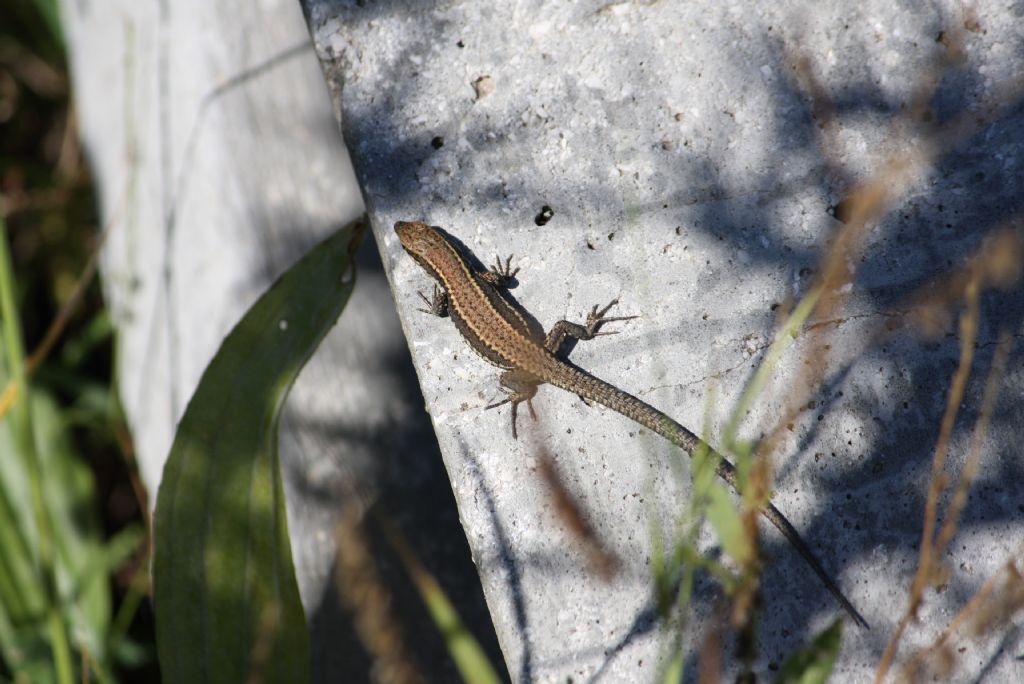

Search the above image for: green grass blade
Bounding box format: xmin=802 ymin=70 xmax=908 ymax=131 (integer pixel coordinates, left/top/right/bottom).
xmin=774 ymin=619 xmax=842 ymax=684
xmin=153 ymin=220 xmax=364 ymax=684
xmin=723 ymin=288 xmax=822 ymax=452
xmin=374 ymin=512 xmax=502 ymax=684
xmin=0 ymin=213 xmax=75 ymax=684
xmin=32 ymin=389 xmax=114 ymax=666
xmin=703 ymin=483 xmax=751 ymax=566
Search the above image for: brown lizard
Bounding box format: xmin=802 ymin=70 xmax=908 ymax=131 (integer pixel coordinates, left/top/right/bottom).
xmin=394 ymin=220 xmax=868 ymax=629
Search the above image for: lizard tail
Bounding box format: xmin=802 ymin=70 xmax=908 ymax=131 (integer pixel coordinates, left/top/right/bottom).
xmin=549 ymin=364 xmax=869 ymax=629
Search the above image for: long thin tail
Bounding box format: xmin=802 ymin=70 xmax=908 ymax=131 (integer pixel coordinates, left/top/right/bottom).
xmin=553 ymin=365 xmax=869 ymax=629
xmin=715 ymin=458 xmax=870 ymax=630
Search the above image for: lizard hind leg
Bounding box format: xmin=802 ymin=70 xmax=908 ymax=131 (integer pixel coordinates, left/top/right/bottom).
xmin=484 ymin=369 xmax=540 ymax=439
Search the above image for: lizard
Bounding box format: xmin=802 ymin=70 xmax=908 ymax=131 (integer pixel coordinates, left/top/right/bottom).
xmin=393 ymin=220 xmax=868 ymax=630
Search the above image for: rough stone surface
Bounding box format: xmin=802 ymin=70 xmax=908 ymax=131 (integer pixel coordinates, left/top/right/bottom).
xmin=305 ymin=1 xmax=1024 ymax=681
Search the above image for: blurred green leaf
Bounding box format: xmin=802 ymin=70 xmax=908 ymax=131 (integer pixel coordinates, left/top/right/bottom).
xmin=1 ymin=0 xmax=65 ymax=59
xmin=690 ymin=429 xmax=750 ymax=567
xmin=661 ymin=652 xmax=684 ymax=684
xmin=32 ymin=391 xmax=112 ymax=655
xmin=0 ymin=388 xmax=115 ymax=681
xmin=27 ymin=0 xmax=64 ymax=53
xmin=1 ymin=214 xmax=75 ymax=684
xmin=58 ymin=311 xmax=113 ymax=369
xmin=774 ymin=619 xmax=842 ymax=684
xmin=704 ymin=481 xmax=751 ymax=566
xmin=153 ymin=220 xmax=363 ymax=684
xmin=723 ymin=289 xmax=821 ymax=453
xmin=730 ymin=438 xmax=756 ymax=490
xmin=376 ymin=512 xmax=502 ymax=684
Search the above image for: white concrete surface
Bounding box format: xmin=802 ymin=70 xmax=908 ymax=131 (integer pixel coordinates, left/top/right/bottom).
xmin=304 ymin=1 xmax=1024 ymax=681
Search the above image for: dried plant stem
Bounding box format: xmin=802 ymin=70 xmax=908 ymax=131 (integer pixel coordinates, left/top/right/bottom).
xmin=891 ymin=335 xmax=1013 ymax=682
xmin=244 ymin=604 xmax=280 ymax=684
xmin=933 ymin=334 xmax=1012 ymax=562
xmin=696 ymin=605 xmax=725 ymax=684
xmin=900 ymin=552 xmax=1024 ymax=681
xmin=914 ymin=282 xmax=979 ymax=599
xmin=873 ymin=282 xmax=980 ymax=684
xmin=536 ymin=452 xmax=619 ymax=580
xmin=0 ymin=188 xmax=119 ymax=418
xmin=334 ymin=501 xmax=422 ymax=684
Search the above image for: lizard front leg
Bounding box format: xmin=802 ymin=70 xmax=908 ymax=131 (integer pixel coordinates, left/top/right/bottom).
xmin=478 ymin=253 xmax=519 ymax=287
xmin=544 ymin=299 xmax=636 ymax=354
xmin=416 ymin=284 xmax=449 ymax=317
xmin=544 ymin=300 xmax=636 ymax=404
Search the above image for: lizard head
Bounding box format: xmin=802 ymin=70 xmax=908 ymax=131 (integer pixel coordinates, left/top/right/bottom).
xmin=394 ymin=220 xmax=450 ymax=276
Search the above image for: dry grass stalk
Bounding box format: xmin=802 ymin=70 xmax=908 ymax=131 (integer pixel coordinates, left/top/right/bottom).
xmin=756 ymin=24 xmax=1024 ymax=678
xmin=763 ymin=13 xmax=1010 ymax=465
xmin=912 ymin=283 xmax=979 ymax=598
xmin=932 ymin=334 xmax=1012 ymax=569
xmin=0 ymin=178 xmax=131 ymax=419
xmin=729 ymin=509 xmax=762 ymax=631
xmin=696 ymin=606 xmax=725 ymax=684
xmin=787 ymin=53 xmax=850 ymax=192
xmin=244 ymin=604 xmax=280 ymax=684
xmin=742 ymin=84 xmax=931 ymax=644
xmin=536 ymin=451 xmax=620 ymax=581
xmin=969 ymin=560 xmax=1024 ymax=639
xmin=724 ymin=54 xmax=919 ymax=633
xmin=898 ymin=553 xmax=1024 ymax=682
xmin=334 ymin=500 xmax=423 ymax=684
xmin=906 ymin=229 xmax=1023 ymax=337
xmin=872 ymin=286 xmax=977 ymax=683
xmin=873 ymin=245 xmax=1019 ymax=683
xmin=754 ymin=47 xmax=946 ymax=493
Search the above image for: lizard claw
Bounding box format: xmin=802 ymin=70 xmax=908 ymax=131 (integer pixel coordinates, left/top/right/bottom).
xmin=484 ymin=395 xmax=512 ymax=411
xmin=417 ymin=284 xmax=449 ymax=316
xmin=485 ymin=395 xmax=517 ymax=439
xmin=416 ymin=289 xmax=433 ymax=312
xmin=489 ymin=254 xmax=520 ymax=283
xmin=585 ymin=299 xmax=637 ymax=336
xmin=485 ymin=386 xmax=535 ymax=440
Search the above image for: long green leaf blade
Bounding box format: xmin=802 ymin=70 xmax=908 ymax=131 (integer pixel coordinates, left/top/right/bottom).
xmin=153 ymin=220 xmax=363 ymax=684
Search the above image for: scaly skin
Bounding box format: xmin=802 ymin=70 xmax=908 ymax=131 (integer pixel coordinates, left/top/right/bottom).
xmin=394 ymin=220 xmax=868 ymax=629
